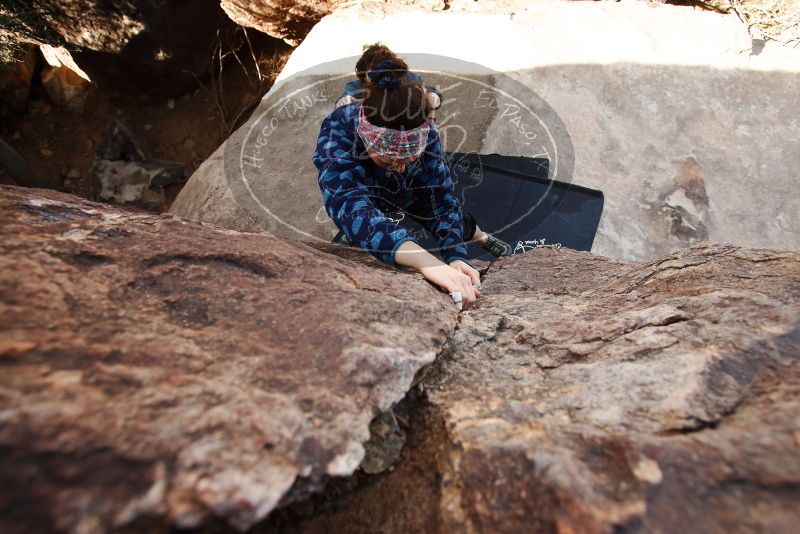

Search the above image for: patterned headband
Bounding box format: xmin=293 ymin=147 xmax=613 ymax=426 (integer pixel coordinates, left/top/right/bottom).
xmin=356 ymin=105 xmax=431 ymax=160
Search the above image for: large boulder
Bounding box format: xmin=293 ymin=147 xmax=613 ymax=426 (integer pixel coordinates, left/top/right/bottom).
xmin=170 ymin=0 xmax=800 ymax=261
xmin=268 ymin=244 xmax=800 ymax=533
xmin=0 ymin=185 xmax=455 ymax=532
xmin=219 ymin=0 xmax=461 ymax=46
xmin=217 ymin=0 xmax=540 ymax=45
xmin=220 ymin=0 xmax=342 ymax=46
xmin=2 ymin=184 xmax=799 ymax=532
xmin=424 ymin=245 xmax=800 ymax=532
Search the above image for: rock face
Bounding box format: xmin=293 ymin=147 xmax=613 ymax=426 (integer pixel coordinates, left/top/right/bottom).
xmin=39 ymin=45 xmax=92 ymax=112
xmin=2 ymin=184 xmax=799 ymax=532
xmin=217 ymin=0 xmax=536 ymax=45
xmin=171 ymin=0 xmax=800 ymax=261
xmin=421 ymin=245 xmax=800 ymax=532
xmin=220 ymin=0 xmax=341 ymax=46
xmin=265 ymin=245 xmax=800 ymax=533
xmin=0 ymin=185 xmax=455 ymax=532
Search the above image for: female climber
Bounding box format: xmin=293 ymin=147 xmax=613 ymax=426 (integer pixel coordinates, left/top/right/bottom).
xmin=332 ymin=44 xmax=512 ymax=259
xmin=312 ymin=57 xmax=483 ymax=308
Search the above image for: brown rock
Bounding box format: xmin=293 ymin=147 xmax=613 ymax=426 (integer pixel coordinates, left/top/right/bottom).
xmin=220 ymin=0 xmax=339 ymax=46
xmin=3 ymin=186 xmax=799 ymax=533
xmin=269 ymin=245 xmax=800 ymax=533
xmin=39 ymin=45 xmax=92 ymax=112
xmin=424 ymin=245 xmax=800 ymax=533
xmin=219 ymin=0 xmax=452 ymax=45
xmin=0 ymin=185 xmax=456 ymax=532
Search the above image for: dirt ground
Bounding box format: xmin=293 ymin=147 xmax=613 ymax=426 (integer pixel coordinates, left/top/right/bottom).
xmin=0 ymin=34 xmax=292 ymax=211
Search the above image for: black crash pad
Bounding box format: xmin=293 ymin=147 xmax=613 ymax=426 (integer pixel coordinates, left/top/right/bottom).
xmin=407 ymin=152 xmax=604 ymax=261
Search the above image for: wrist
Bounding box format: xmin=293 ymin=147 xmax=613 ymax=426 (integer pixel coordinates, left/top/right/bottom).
xmin=395 ymin=240 xmax=445 ymax=270
xmin=447 ymin=257 xmax=472 ymax=268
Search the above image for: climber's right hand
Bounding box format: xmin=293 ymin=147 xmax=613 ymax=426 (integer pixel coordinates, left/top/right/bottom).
xmin=419 ymin=264 xmax=480 ymax=310
xmin=394 ymin=241 xmax=480 ymax=310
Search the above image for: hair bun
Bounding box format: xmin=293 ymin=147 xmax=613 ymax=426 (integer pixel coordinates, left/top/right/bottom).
xmin=368 ymin=59 xmax=404 ymax=89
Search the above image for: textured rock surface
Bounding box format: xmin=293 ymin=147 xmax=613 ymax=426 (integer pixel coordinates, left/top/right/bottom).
xmin=220 ymin=0 xmax=341 ymax=46
xmin=171 ymin=0 xmax=800 ymax=261
xmin=2 ymin=183 xmax=799 ymax=532
xmin=218 ymin=0 xmax=470 ymax=45
xmin=217 ymin=0 xmax=545 ymax=45
xmin=0 ymin=185 xmax=456 ymax=532
xmin=264 ymin=244 xmax=800 ymax=533
xmin=424 ymin=245 xmax=800 ymax=532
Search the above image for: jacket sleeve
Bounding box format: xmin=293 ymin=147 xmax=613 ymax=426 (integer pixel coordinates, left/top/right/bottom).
xmin=415 ymin=126 xmax=469 ymax=264
xmin=312 ymin=113 xmax=417 ymax=267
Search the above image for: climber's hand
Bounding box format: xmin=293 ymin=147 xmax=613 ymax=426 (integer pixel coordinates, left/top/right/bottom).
xmin=393 ymin=241 xmax=479 ymax=310
xmin=420 ymin=264 xmax=480 ymax=309
xmin=449 ymin=260 xmax=481 ymax=288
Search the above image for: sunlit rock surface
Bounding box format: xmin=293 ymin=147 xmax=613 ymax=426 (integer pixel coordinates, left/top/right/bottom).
xmin=265 ymin=244 xmax=800 ymax=533
xmin=220 ymin=0 xmax=343 ymax=46
xmin=0 ymin=185 xmax=455 ymax=532
xmin=2 ymin=185 xmax=798 ymax=532
xmin=423 ymin=244 xmax=800 ymax=532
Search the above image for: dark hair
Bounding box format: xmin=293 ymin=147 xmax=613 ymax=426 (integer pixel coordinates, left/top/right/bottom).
xmin=361 ymin=58 xmax=430 ymax=130
xmin=355 ymin=43 xmax=398 ymax=82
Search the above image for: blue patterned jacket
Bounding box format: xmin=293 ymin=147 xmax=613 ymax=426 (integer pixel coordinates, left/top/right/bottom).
xmin=312 ymin=102 xmax=468 ymax=267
